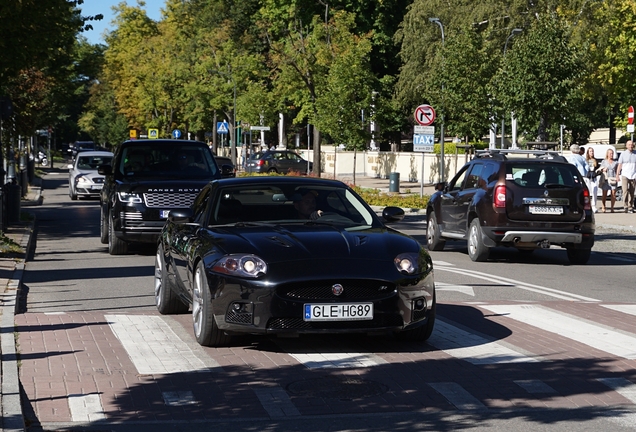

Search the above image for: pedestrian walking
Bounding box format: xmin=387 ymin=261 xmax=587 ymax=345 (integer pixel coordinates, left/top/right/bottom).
xmin=617 ymin=140 xmax=636 ymax=213
xmin=567 ymin=144 xmax=588 ymax=177
xmin=584 ymin=147 xmax=600 ymax=213
xmin=599 ymin=148 xmax=618 ymax=212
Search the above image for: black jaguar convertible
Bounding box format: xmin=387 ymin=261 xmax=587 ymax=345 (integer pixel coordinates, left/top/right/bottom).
xmin=154 ymin=176 xmax=436 ymax=346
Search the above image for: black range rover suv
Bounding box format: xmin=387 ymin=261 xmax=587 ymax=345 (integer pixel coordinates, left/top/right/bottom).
xmin=426 ymin=149 xmax=595 ymax=264
xmin=99 ymin=139 xmax=225 ymax=255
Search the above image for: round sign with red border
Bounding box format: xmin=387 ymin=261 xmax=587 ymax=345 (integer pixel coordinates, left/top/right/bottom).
xmin=414 ymin=104 xmax=436 ymax=126
xmin=628 ymin=105 xmax=634 ymax=125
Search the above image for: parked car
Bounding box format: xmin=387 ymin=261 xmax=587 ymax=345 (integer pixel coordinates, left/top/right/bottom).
xmin=245 ymin=150 xmax=312 ymax=174
xmin=98 ymin=139 xmax=223 ymax=255
xmin=154 ymin=176 xmax=436 ymax=347
xmin=68 ymin=151 xmax=113 ymax=200
xmin=426 ymin=149 xmax=595 ymax=264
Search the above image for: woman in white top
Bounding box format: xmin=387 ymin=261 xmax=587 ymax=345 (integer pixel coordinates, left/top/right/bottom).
xmin=599 ymin=148 xmax=618 ymax=212
xmin=584 ymin=147 xmax=600 ymax=213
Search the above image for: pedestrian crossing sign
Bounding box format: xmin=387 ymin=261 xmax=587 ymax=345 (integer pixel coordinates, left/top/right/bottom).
xmin=217 ymin=122 xmax=229 ymax=134
xmin=148 ymin=128 xmax=158 ymax=139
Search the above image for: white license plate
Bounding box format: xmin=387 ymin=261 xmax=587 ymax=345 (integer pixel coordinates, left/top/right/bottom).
xmin=529 ymin=205 xmax=563 ymax=215
xmin=91 ymin=184 xmax=103 ymax=190
xmin=304 ymin=303 xmax=373 ymax=321
xmin=160 ymin=210 xmax=171 ymax=218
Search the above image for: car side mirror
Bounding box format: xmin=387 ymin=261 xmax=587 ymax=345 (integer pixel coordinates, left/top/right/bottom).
xmin=435 ymin=181 xmax=447 ymax=192
xmin=382 ymin=206 xmax=405 ymax=223
xmin=220 ymin=164 xmax=235 ymax=178
xmin=168 ymin=208 xmax=194 ymax=224
xmin=98 ymin=164 xmax=112 ymax=175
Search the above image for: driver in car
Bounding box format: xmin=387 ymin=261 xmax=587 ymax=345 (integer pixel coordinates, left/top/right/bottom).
xmin=294 ymin=190 xmax=323 ymax=220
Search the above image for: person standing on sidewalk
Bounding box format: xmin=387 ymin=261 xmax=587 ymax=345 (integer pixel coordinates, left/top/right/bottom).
xmin=617 ymin=140 xmax=636 ymax=213
xmin=567 ymin=144 xmax=588 ymax=177
xmin=600 ymin=148 xmax=619 ymax=212
xmin=584 ymin=146 xmax=600 ymax=213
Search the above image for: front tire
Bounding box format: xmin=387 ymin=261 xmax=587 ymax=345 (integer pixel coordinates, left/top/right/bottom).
xmin=155 ymin=245 xmax=188 ymax=314
xmin=426 ymin=212 xmax=446 ymax=251
xmin=69 ymin=186 xmax=77 ymax=200
xmin=566 ymin=248 xmax=591 ymax=265
xmin=192 ymin=262 xmax=231 ymax=347
xmin=467 ymin=219 xmax=490 ymax=262
xmin=99 ymin=207 xmax=109 ymax=244
xmin=108 ymin=212 xmax=128 ymax=255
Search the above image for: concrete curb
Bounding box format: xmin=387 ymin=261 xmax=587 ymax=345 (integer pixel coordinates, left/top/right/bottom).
xmin=1 ymin=221 xmax=34 ymax=432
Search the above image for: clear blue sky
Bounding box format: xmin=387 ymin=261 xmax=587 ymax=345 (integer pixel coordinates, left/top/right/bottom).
xmin=78 ymin=0 xmax=165 ymax=45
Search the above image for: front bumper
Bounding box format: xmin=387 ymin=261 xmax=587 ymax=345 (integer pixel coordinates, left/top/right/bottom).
xmin=208 ymin=271 xmax=436 ymax=336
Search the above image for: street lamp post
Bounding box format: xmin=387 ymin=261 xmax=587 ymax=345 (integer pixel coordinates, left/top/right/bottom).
xmin=428 ymin=17 xmax=445 ymax=182
xmin=502 ymin=28 xmax=522 ymax=149
xmin=209 ymin=70 xmax=237 ymax=166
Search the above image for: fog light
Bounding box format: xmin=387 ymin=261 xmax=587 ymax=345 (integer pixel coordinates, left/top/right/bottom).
xmin=233 ymin=303 xmax=242 ymax=311
xmin=413 ymin=298 xmax=426 ymax=311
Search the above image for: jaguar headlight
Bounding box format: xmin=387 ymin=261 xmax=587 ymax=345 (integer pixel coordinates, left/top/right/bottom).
xmin=117 ymin=192 xmax=142 ymax=204
xmin=213 ymin=254 xmax=267 ymax=278
xmin=394 ymin=252 xmax=432 ymax=275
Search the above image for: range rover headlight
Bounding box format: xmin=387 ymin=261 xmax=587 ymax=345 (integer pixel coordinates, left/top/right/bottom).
xmin=212 ymin=254 xmax=267 ymax=278
xmin=117 ymin=192 xmax=142 ymax=204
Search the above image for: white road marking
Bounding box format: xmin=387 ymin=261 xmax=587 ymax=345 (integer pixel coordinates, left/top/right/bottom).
xmin=435 ymin=265 xmax=600 ymax=302
xmin=481 ymin=305 xmax=636 ymax=359
xmin=597 ymin=378 xmax=636 ymax=404
xmin=514 ymin=380 xmax=557 ymax=394
xmin=428 ymin=382 xmax=487 ymax=410
xmin=68 ymin=394 xmax=105 ymax=422
xmin=288 ymin=352 xmax=386 ymax=369
xmin=433 ymin=261 xmax=456 ymax=267
xmin=106 ymin=315 xmax=213 ymax=374
xmin=436 ymin=282 xmax=475 ymax=296
xmin=602 ymin=304 xmax=636 ymax=316
xmin=428 ymin=320 xmax=539 ymax=364
xmin=253 ymin=387 xmax=301 ymax=417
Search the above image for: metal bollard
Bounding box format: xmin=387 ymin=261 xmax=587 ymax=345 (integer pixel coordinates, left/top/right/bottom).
xmin=389 ymin=172 xmax=400 ymax=193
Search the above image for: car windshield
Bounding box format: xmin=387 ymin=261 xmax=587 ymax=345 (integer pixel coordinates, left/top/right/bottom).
xmin=210 ymin=183 xmax=376 ymax=229
xmin=118 ymin=144 xmax=218 ymax=178
xmin=77 ymin=156 xmax=112 ymax=170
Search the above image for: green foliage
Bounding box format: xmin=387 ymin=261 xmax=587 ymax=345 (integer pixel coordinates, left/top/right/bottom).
xmin=350 ymin=185 xmax=429 ymax=209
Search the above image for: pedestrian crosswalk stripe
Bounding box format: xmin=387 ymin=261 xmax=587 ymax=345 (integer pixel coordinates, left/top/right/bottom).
xmin=429 ymin=320 xmax=539 ymax=364
xmin=106 ymin=315 xmax=216 ymax=374
xmin=253 ymin=387 xmax=301 ymax=417
xmin=428 ymin=382 xmax=487 ymax=410
xmin=480 ymin=305 xmax=636 ymax=359
xmin=514 ymin=380 xmax=557 ymax=394
xmin=436 ymin=282 xmax=475 ymax=296
xmin=68 ymin=394 xmax=105 ymax=422
xmin=597 ymin=378 xmax=636 ymax=404
xmin=287 ymin=351 xmax=386 ymax=369
xmin=602 ymin=304 xmax=636 ymax=316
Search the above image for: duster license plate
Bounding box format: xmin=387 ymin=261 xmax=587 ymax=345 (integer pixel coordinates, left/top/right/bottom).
xmin=529 ymin=205 xmax=563 ymax=215
xmin=304 ymin=303 xmax=373 ymax=321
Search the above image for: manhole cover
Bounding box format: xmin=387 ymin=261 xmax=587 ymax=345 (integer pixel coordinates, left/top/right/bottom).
xmin=287 ymin=376 xmax=389 ymax=400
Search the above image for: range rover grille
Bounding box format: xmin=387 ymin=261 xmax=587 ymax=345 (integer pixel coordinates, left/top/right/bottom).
xmin=143 ymin=193 xmax=199 ymax=208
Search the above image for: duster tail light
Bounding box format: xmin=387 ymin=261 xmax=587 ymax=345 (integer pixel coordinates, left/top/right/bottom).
xmin=494 ymin=185 xmax=506 ymax=208
xmin=583 ymin=188 xmax=591 ymax=210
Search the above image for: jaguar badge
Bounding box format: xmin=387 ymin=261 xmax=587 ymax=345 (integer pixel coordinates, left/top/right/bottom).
xmin=332 ymin=284 xmax=344 ymax=296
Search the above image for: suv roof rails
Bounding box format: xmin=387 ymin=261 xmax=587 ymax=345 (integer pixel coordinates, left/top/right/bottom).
xmin=475 ymin=149 xmax=568 ymax=162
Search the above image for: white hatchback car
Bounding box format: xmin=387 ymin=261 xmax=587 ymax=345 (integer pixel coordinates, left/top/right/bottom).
xmin=68 ymin=151 xmax=113 ymax=200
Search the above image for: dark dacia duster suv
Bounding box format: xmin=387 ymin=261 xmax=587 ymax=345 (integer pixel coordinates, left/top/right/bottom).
xmin=426 ymin=149 xmax=595 ymax=264
xmin=99 ymin=139 xmax=226 ymax=255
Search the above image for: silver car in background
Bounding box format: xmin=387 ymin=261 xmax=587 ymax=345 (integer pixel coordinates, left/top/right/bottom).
xmin=68 ymin=151 xmax=113 ymax=200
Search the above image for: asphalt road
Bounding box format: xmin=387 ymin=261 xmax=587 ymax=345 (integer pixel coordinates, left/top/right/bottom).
xmin=15 ymin=171 xmax=636 ymax=431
